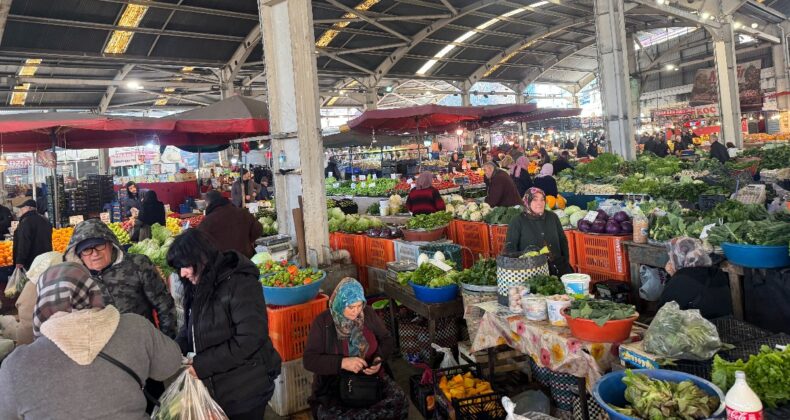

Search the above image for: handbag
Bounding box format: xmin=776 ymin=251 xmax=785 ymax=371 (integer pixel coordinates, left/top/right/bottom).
xmin=98 ymin=351 xmax=161 ymax=407
xmin=325 ymin=322 xmax=383 ymax=408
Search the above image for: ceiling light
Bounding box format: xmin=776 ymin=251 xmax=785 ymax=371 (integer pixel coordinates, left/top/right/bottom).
xmin=154 ymin=97 xmax=168 ymax=106
xmin=665 ymin=64 xmax=675 ymax=71
xmin=455 ymin=128 xmax=464 ymax=136
xmin=181 ymin=66 xmax=195 ymax=73
xmin=656 ymin=0 xmax=665 ymax=5
xmin=734 ymin=22 xmax=742 ymax=29
xmin=751 ymin=23 xmax=759 ymax=29
xmin=384 ymin=86 xmax=393 ymax=93
xmin=709 ymin=15 xmax=715 ymax=20
xmin=425 ymin=90 xmax=432 ymax=95
xmin=316 ymin=0 xmax=381 ymax=47
xmin=18 ymin=58 xmax=42 ymax=77
xmin=104 ymin=4 xmax=149 ymax=54
xmin=126 ymin=81 xmax=144 ymax=90
xmin=163 ymin=87 xmax=175 ymax=93
xmin=759 ymin=114 xmax=764 ymax=120
xmin=530 ymin=1 xmax=548 ymax=6
xmin=701 ymin=12 xmax=710 ymax=20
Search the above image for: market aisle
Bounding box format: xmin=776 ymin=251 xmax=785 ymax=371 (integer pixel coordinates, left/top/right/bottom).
xmin=264 ymin=357 xmax=423 ymax=419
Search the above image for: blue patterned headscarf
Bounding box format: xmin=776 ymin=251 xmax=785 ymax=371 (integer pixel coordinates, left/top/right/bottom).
xmin=329 ymin=277 xmax=368 ymax=357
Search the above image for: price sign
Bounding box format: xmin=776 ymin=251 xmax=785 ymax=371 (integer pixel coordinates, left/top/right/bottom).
xmin=69 ymin=215 xmax=84 ymax=226
xmin=164 ymin=204 xmax=171 ymax=213
xmin=332 ymin=182 xmax=340 ymax=188
xmin=583 ymin=211 xmax=599 ymax=223
xmin=100 ymin=213 xmax=111 ymax=224
xmin=359 ymin=174 xmax=367 ymax=181
xmin=372 ymin=174 xmax=378 ymax=180
xmin=351 ymin=183 xmax=357 ymax=190
xmin=350 ymin=175 xmax=357 ymax=182
xmin=10 ymin=221 xmax=18 ymax=234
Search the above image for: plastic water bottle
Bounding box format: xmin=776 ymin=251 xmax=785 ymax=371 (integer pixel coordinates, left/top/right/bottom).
xmin=725 ymin=371 xmax=763 ymax=420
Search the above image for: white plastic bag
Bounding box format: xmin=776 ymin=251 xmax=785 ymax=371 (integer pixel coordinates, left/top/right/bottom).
xmin=502 ymin=397 xmax=531 ymax=420
xmin=431 ymin=343 xmax=458 ymax=369
xmin=4 ymin=267 xmax=27 ymax=298
xmin=638 ymin=265 xmax=665 ymax=302
xmin=151 ymin=369 xmax=229 ymax=420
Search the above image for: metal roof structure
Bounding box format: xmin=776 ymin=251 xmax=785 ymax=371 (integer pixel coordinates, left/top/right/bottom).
xmin=0 ymin=0 xmax=786 ymax=112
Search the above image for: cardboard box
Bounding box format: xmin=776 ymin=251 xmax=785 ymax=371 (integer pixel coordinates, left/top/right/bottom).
xmin=619 ymin=341 xmax=661 ymax=370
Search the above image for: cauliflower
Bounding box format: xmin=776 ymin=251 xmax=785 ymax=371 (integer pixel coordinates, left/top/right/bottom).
xmin=480 ymin=203 xmax=491 ymax=211
xmin=469 ymin=211 xmax=483 ymax=222
xmin=455 ymin=204 xmax=467 ymax=215
xmin=389 ymin=194 xmax=403 ymax=207
xmin=466 ymin=202 xmax=479 ymax=212
xmin=446 ymin=204 xmax=455 ymax=214
xmin=450 ymin=194 xmax=464 ymax=204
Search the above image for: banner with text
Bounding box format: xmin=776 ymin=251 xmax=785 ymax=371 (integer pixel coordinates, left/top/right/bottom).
xmin=689 ymin=60 xmax=763 ymax=111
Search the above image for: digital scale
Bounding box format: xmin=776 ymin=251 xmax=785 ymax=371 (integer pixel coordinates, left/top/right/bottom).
xmin=255 ymin=234 xmax=292 ymax=261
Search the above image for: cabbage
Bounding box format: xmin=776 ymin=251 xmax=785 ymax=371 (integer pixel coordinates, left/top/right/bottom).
xmin=328 ymin=218 xmax=341 ymax=232
xmin=470 ymin=211 xmax=482 ymax=222
xmin=261 ymin=216 xmax=275 ymax=226
xmin=591 ymin=220 xmax=606 ymax=233
xmin=612 ymin=211 xmax=630 ymax=223
xmin=620 ymin=220 xmax=633 ymax=233
xmin=569 ymin=212 xmax=586 ymax=228
xmin=560 ymin=216 xmax=570 ymax=226
xmin=251 ymin=252 xmax=273 ymax=264
xmin=329 ymin=207 xmax=345 ymax=220
xmin=605 ymin=220 xmax=621 ymax=234
xmin=565 ymin=205 xmax=582 ymax=215
xmin=446 ymin=204 xmax=455 ymax=214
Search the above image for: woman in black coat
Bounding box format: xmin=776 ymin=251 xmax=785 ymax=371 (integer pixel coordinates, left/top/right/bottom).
xmin=133 ymin=190 xmax=166 ymax=241
xmin=167 ymin=229 xmax=282 ymax=420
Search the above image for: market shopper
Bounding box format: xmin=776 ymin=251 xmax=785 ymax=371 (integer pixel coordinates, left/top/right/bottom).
xmin=483 ymin=161 xmax=521 ymax=207
xmin=0 ymin=262 xmax=182 ymax=420
xmin=406 ymin=171 xmax=446 ymax=215
xmin=709 ymin=134 xmax=730 ymax=164
xmin=538 ymin=147 xmax=551 ymax=166
xmin=533 ymin=163 xmax=559 ymax=197
xmin=167 ymin=229 xmax=281 ymax=420
xmin=304 ymin=278 xmax=407 ymax=420
xmin=576 ymin=139 xmax=588 ymax=157
xmin=448 ymin=152 xmax=463 ymax=173
xmin=499 ymin=155 xmax=514 ymax=172
xmin=231 ymin=169 xmax=260 ymax=207
xmin=121 ymin=181 xmax=142 ymax=220
xmin=553 ymin=151 xmax=573 ymax=174
xmin=653 ymin=136 xmax=670 ymax=157
xmin=12 ymin=199 xmax=53 ymax=270
xmin=0 ymin=203 xmax=12 ymax=237
xmin=509 ymin=156 xmax=533 ymax=198
xmin=504 ymin=188 xmax=572 ymax=275
xmin=133 ymin=190 xmax=166 ymax=242
xmin=199 ymin=191 xmax=263 ymax=258
xmin=257 ymin=177 xmax=273 ymax=200
xmin=65 ymin=219 xmax=177 ymax=338
xmin=726 ymin=142 xmax=740 ymax=158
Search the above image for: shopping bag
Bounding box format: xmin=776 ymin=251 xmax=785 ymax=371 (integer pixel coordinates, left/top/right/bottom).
xmin=151 ymin=369 xmax=228 ymax=420
xmin=431 ymin=343 xmax=458 ymax=370
xmin=4 ymin=267 xmax=28 ymax=298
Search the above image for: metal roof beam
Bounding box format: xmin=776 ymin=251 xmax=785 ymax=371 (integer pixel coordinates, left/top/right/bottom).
xmin=318 ymin=50 xmax=376 ymax=75
xmin=135 ymin=64 xmax=218 ymax=83
xmin=98 ymin=64 xmax=134 ymax=113
xmin=324 ymin=0 xmax=412 ymax=42
xmin=438 ymin=0 xmax=458 ymax=16
xmin=314 ymin=13 xmax=451 ymax=24
xmin=519 ymin=41 xmax=596 ymax=87
xmin=93 ymin=0 xmax=259 ymax=21
xmin=7 ymin=14 xmax=244 ymax=43
xmin=330 ymin=42 xmax=408 ymax=55
xmin=220 ymin=25 xmax=262 ymax=95
xmin=0 ymin=48 xmax=225 ymax=67
xmin=627 ymin=0 xmax=721 ymax=29
xmin=745 ymin=0 xmax=787 ymax=21
xmin=14 ymin=76 xmax=215 ymax=89
xmin=137 ymin=89 xmax=211 ymax=106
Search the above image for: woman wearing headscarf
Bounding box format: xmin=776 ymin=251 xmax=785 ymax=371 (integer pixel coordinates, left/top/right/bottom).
xmin=405 ymin=171 xmax=446 ymax=215
xmin=166 ymin=229 xmax=281 ymax=420
xmin=0 ymin=262 xmax=182 ymax=419
xmin=533 ymin=163 xmax=558 ymax=197
xmin=447 ymin=152 xmax=463 ymax=173
xmin=510 ymin=156 xmax=533 ymax=198
xmin=504 ymin=188 xmax=572 ymax=275
xmin=121 ymin=181 xmax=142 ymax=220
xmin=133 ymin=190 xmax=166 ymax=241
xmin=303 ymin=278 xmax=407 ymax=420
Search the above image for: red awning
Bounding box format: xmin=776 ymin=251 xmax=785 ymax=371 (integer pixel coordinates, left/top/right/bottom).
xmin=347 ymin=104 xmax=480 ymax=134
xmin=508 ymin=108 xmax=582 ymax=123
xmin=165 ymin=95 xmax=269 ymax=135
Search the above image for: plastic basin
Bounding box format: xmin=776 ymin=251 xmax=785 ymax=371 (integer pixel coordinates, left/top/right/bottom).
xmin=409 ymin=282 xmax=458 ymax=303
xmin=561 ymin=273 xmax=591 ymax=295
xmin=561 ymin=307 xmax=638 ymax=343
xmin=262 ymin=271 xmax=326 ymax=306
xmin=402 ymin=225 xmax=447 ymax=242
xmin=721 ymin=242 xmax=790 ymax=269
xmin=593 ymin=369 xmax=725 ymax=420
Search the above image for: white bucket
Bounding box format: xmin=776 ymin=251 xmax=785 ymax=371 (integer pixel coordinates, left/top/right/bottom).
xmin=379 ymin=200 xmax=389 ymax=216
xmin=561 ymin=273 xmax=591 ymax=295
xmin=546 ymin=296 xmax=572 ymax=326
xmin=522 ymin=296 xmax=547 ymax=321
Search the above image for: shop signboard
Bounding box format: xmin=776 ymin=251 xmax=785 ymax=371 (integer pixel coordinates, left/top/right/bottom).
xmin=110 ymin=151 xmax=144 ymax=167
xmin=652 ymin=104 xmax=720 ymax=118
xmin=689 ymin=60 xmax=762 ymax=111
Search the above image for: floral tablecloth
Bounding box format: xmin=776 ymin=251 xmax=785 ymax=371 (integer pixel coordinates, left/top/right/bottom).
xmin=470 ymin=301 xmax=643 ymax=388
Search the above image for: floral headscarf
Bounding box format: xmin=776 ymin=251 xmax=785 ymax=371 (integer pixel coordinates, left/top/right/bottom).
xmin=329 ymin=277 xmax=368 ymax=357
xmin=511 ymin=156 xmax=529 ymax=178
xmin=523 ymin=187 xmax=546 ymax=217
xmin=33 ymin=262 xmax=105 ymax=337
xmin=537 ymin=163 xmax=554 ymax=177
xmin=415 ymin=171 xmax=434 ymax=190
xmin=666 ymin=237 xmax=711 ymax=274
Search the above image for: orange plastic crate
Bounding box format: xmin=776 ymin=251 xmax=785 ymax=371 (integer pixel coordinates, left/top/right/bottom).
xmin=267 ymin=294 xmax=329 ymax=361
xmin=447 ymin=220 xmax=459 ymax=243
xmin=564 ymin=229 xmax=577 ymax=268
xmin=454 ymin=220 xmax=491 ymax=255
xmin=574 ymin=232 xmax=632 ymax=276
xmin=331 ymin=233 xmax=367 ymax=266
xmin=574 ymin=265 xmax=630 ymax=283
xmin=489 ymin=224 xmax=509 ymax=257
xmin=366 ymin=237 xmax=395 ymax=269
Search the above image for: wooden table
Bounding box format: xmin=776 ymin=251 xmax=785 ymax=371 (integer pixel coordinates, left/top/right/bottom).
xmin=382 ymin=279 xmax=464 ymax=355
xmin=721 ymin=261 xmax=745 ymax=320
xmin=622 ymin=241 xmax=669 ymax=305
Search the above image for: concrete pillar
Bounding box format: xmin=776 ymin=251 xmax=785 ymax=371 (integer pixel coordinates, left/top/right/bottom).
xmin=259 ymin=0 xmax=330 ymax=266
xmin=364 ymin=89 xmax=379 ymax=110
xmin=593 ymin=0 xmax=635 ymax=159
xmin=626 ymin=34 xmax=642 ymax=135
xmin=710 ymin=19 xmax=743 ymax=147
xmin=97 ymin=149 xmax=111 ymax=175
xmin=514 ymin=83 xmax=526 ymax=104
xmin=461 ymin=89 xmax=471 ymax=106
xmin=772 ymin=35 xmax=790 ymax=132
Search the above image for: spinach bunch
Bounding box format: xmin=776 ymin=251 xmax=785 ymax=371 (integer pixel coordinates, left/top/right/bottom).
xmin=528 ymin=275 xmax=565 ymax=296
xmin=568 ymin=299 xmax=636 ymax=326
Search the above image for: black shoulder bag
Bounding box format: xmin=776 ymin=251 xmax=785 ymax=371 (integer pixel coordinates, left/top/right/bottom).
xmin=326 ymin=321 xmax=383 ymax=408
xmin=98 ymin=351 xmax=161 ymax=407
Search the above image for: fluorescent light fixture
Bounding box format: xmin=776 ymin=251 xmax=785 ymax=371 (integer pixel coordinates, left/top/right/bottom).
xmin=434 ymin=45 xmax=456 ymax=58
xmin=665 ymin=64 xmax=675 ymax=70
xmin=154 ymin=97 xmax=168 ymax=106
xmin=751 ymin=23 xmax=759 ymax=29
xmin=656 ymin=0 xmax=665 ymax=4
xmin=18 ymin=58 xmax=42 ymax=77
xmin=416 ymin=59 xmax=438 ymax=75
xmin=126 ymin=81 xmax=144 ymax=90
xmin=530 ymin=1 xmax=548 ymax=6
xmin=104 ymin=4 xmax=149 ymax=54
xmin=734 ymin=21 xmax=742 ymax=29
xmin=316 ymin=0 xmax=381 ymax=47
xmin=181 ymin=66 xmax=195 ymax=73
xmin=701 ymin=12 xmax=710 ymax=19
xmin=163 ymin=87 xmax=175 ymax=93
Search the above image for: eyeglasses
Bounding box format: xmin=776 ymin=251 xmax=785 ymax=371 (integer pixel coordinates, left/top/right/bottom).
xmin=80 ymin=243 xmax=108 ymax=257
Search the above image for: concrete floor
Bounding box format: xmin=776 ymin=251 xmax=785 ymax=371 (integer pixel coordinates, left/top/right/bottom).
xmin=265 ymin=357 xmax=424 ymax=420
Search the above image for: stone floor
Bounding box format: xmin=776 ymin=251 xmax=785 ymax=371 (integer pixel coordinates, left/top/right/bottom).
xmin=265 ymin=356 xmax=424 ymax=419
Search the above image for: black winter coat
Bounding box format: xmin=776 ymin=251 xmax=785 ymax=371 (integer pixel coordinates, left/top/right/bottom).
xmin=13 ymin=211 xmax=53 ymax=269
xmin=710 ymin=141 xmax=730 ymax=164
xmin=138 ymin=199 xmax=166 ymax=227
xmin=0 ymin=205 xmax=12 ymax=237
xmin=177 ymin=251 xmax=282 ymax=416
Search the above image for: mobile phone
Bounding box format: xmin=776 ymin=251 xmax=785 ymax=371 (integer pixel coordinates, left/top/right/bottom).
xmin=370 ymin=358 xmax=382 ymax=366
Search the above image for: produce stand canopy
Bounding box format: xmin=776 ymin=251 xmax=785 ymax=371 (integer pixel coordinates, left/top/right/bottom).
xmin=323 ymin=131 xmax=413 ymax=148
xmin=347 ymin=105 xmax=480 ymax=134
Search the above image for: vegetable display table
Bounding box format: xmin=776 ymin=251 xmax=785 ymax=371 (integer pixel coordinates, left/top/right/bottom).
xmin=382 ymin=279 xmax=463 ymax=357
xmin=622 ymin=241 xmax=669 ymax=307
xmin=471 ymin=301 xmax=645 ymax=420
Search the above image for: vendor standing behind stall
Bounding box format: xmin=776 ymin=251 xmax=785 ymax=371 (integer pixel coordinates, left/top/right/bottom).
xmin=504 ymin=188 xmax=571 ymax=275
xmin=483 ymin=162 xmax=521 ymax=207
xmin=121 ymin=181 xmax=142 ymax=220
xmin=447 ymin=153 xmax=463 ymax=174
xmin=406 ymin=172 xmax=446 ymax=215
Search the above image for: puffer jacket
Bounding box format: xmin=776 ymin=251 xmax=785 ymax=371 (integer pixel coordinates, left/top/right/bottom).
xmin=177 ymin=251 xmax=281 ymax=416
xmin=13 ymin=211 xmax=53 ymax=269
xmin=64 ymin=219 xmax=177 ymax=338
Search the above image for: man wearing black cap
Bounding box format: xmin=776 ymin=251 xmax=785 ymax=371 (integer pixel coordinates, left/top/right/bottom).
xmin=12 ymin=199 xmax=53 ymax=270
xmin=231 ymin=169 xmax=260 ymax=207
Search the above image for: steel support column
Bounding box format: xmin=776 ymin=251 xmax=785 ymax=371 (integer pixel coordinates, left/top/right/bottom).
xmin=593 ymin=0 xmax=635 ymax=159
xmin=259 ymin=0 xmax=329 ymax=266
xmin=711 ymin=19 xmax=743 ymax=147
xmin=626 ymin=34 xmax=642 ymax=135
xmin=772 ymin=30 xmax=790 ymax=131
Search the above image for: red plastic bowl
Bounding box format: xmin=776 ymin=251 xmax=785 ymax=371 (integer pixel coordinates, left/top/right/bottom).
xmin=561 ymin=307 xmax=638 ymax=343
